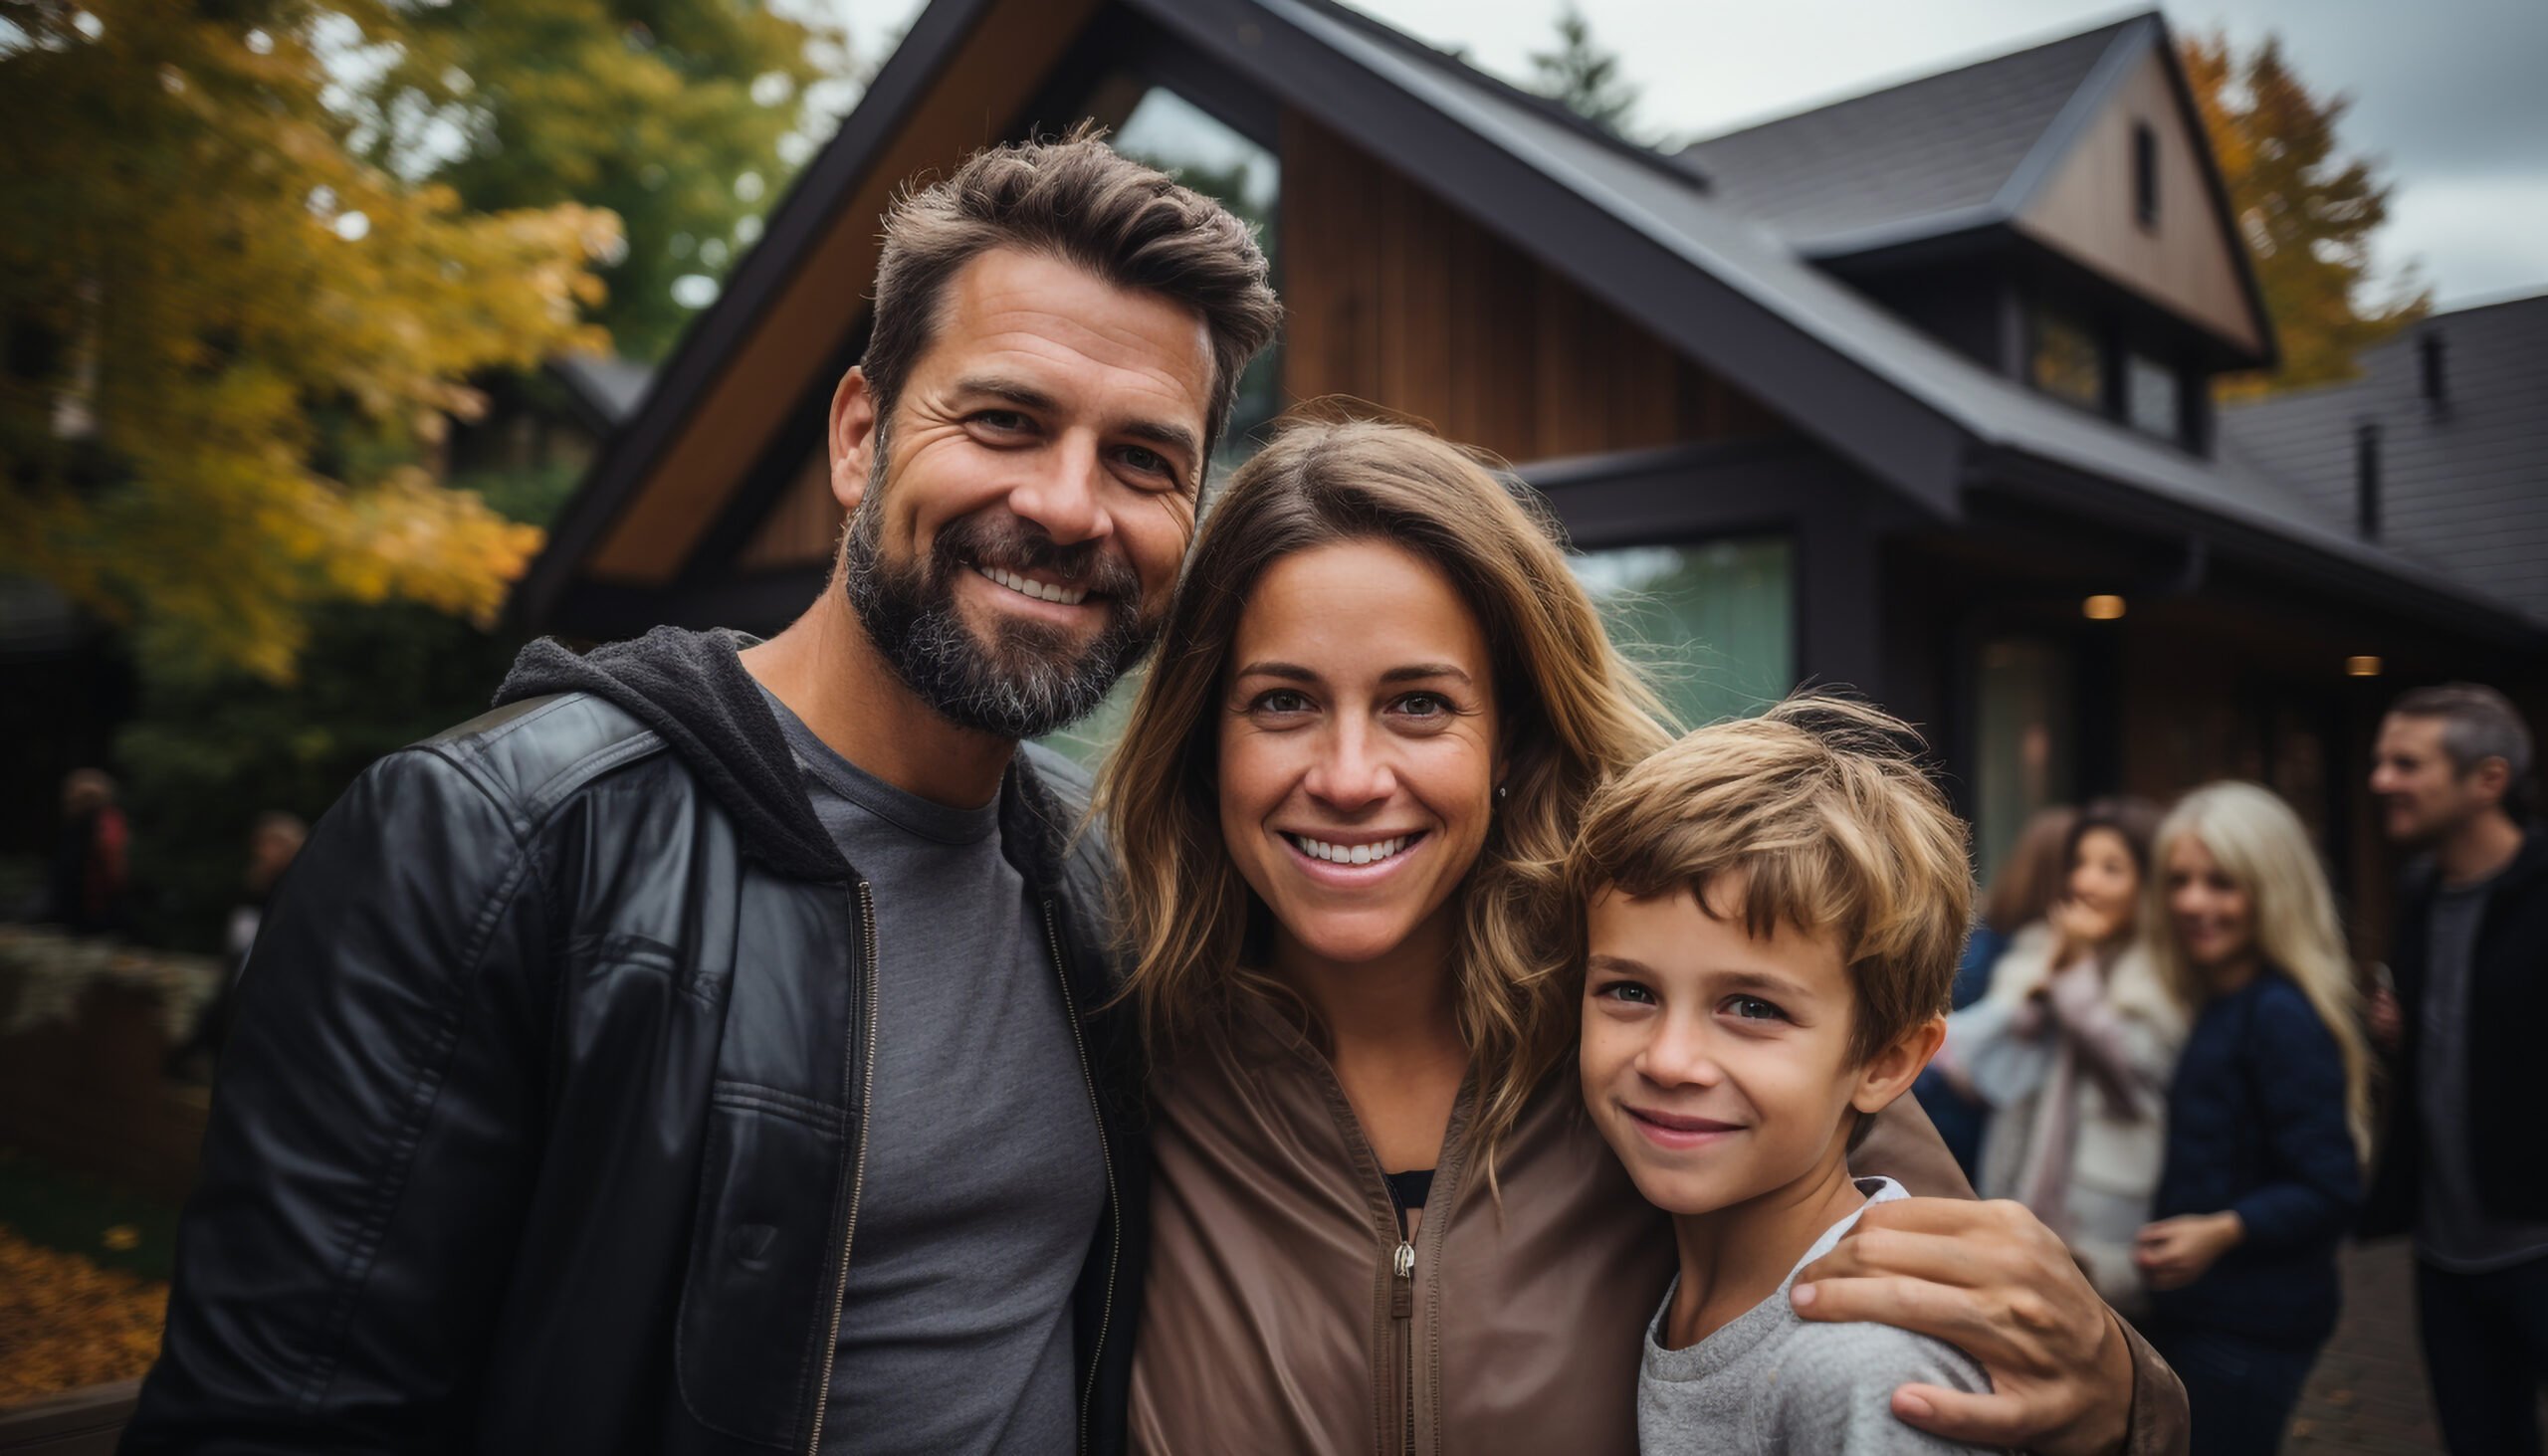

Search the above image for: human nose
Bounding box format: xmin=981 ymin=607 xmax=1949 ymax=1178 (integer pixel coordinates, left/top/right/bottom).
xmin=1302 ymin=717 xmax=1396 ymax=812
xmin=1634 ymin=1009 xmax=1724 ymax=1090
xmin=1005 ymin=432 xmax=1111 ymax=545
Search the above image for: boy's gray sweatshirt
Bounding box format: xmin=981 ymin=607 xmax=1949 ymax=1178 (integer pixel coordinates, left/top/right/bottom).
xmin=1637 ymin=1176 xmax=2008 ymax=1454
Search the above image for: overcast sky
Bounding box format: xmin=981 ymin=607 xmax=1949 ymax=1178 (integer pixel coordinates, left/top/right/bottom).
xmin=841 ymin=0 xmax=2548 ymax=310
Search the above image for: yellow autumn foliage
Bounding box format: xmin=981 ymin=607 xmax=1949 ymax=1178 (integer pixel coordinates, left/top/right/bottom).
xmin=0 ymin=0 xmax=621 ymax=681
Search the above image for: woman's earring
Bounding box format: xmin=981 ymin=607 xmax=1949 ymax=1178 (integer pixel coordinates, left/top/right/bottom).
xmin=1495 ymin=783 xmax=1509 ymax=802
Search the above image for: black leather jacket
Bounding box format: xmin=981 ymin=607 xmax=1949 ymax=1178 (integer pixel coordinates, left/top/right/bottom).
xmin=125 ymin=630 xmax=1146 ymax=1454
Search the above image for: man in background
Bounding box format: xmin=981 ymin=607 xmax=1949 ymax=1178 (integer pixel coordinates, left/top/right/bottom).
xmin=2364 ymin=682 xmax=2548 ymax=1455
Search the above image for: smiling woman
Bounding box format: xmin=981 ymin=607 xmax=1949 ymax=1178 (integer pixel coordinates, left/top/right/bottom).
xmin=1095 ymin=417 xmax=1686 ymax=1453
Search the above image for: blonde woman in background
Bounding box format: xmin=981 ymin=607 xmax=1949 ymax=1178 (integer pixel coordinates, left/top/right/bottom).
xmin=2131 ymin=782 xmax=2369 ymax=1456
xmin=1954 ymin=799 xmax=2188 ymax=1315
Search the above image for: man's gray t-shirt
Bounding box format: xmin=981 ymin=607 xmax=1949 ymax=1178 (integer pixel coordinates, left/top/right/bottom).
xmin=2417 ymin=874 xmax=2548 ymax=1272
xmin=1637 ymin=1177 xmax=2004 ymax=1455
xmin=759 ymin=689 xmax=1107 ymax=1453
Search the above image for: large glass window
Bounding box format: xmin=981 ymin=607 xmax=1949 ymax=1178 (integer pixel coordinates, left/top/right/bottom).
xmin=1108 ymin=87 xmax=1281 ymax=476
xmin=1572 ymin=537 xmax=1796 ymax=728
xmin=1974 ymin=638 xmax=2075 ymax=882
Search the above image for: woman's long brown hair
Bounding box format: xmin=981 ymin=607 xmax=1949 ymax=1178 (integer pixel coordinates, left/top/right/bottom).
xmin=1094 ymin=417 xmax=1671 ymax=1173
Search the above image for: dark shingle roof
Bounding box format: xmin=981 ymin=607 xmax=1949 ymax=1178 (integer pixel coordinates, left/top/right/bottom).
xmin=1674 ymin=14 xmax=2146 ymax=253
xmin=2220 ymin=294 xmax=2548 ymax=626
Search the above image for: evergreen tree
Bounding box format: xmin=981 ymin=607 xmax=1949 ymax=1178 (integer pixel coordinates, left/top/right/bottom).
xmin=2182 ymin=32 xmax=2429 ymax=395
xmin=1528 ymin=3 xmax=1641 ymax=138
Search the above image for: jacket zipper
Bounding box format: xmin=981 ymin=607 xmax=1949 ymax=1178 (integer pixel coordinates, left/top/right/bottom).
xmin=1384 ymin=1179 xmax=1416 ymax=1456
xmin=804 ymin=881 xmax=880 ymax=1456
xmin=1044 ymin=897 xmax=1121 ymax=1456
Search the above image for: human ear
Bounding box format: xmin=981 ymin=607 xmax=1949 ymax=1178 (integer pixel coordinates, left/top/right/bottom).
xmin=829 ymin=367 xmax=881 ymax=514
xmin=1849 ymin=1014 xmax=1947 ymax=1117
xmin=2469 ymin=754 xmax=2514 ymax=807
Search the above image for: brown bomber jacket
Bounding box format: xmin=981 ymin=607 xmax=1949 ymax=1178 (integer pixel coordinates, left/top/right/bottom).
xmin=1129 ymin=1007 xmax=2191 ymax=1456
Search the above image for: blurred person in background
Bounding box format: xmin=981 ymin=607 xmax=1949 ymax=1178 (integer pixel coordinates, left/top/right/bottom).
xmin=1952 ymin=798 xmax=2186 ymax=1316
xmin=1919 ymin=803 xmax=2079 ymax=1177
xmin=167 ymin=811 xmax=308 ymax=1081
xmin=44 ymin=767 xmax=130 ymax=936
xmin=2132 ymin=782 xmax=2368 ymax=1456
xmin=2360 ymin=683 xmax=2546 ymax=1456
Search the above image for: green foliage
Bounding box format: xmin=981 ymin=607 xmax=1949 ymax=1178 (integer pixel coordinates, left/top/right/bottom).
xmin=2182 ymin=32 xmax=2430 ymax=395
xmin=1527 ymin=3 xmax=1642 ymax=139
xmin=116 ymin=601 xmax=526 ymax=950
xmin=0 ymin=0 xmax=616 ymax=683
xmin=369 ymin=0 xmax=854 ymax=361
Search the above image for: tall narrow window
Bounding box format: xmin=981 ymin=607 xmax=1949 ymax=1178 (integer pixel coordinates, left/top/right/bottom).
xmin=1109 ymin=87 xmax=1282 ymax=475
xmin=1975 ymin=638 xmax=2076 ymax=882
xmin=2132 ymin=122 xmax=2159 ymax=229
xmin=2027 ymin=306 xmax=2104 ymax=408
xmin=2125 ymin=352 xmax=2181 ymax=442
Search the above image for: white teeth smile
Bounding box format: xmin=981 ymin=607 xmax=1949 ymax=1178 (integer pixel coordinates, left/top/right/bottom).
xmin=1286 ymin=834 xmax=1418 ymax=866
xmin=975 ymin=564 xmax=1089 ymax=606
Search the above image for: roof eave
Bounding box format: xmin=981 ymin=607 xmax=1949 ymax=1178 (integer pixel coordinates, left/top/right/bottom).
xmin=1971 ymin=443 xmax=2546 ymax=651
xmin=509 ymin=0 xmax=997 ymax=632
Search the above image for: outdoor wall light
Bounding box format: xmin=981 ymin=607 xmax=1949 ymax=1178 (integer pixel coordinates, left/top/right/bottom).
xmin=2082 ymin=594 xmax=2127 ymax=620
xmin=2347 ymin=655 xmax=2384 ymax=677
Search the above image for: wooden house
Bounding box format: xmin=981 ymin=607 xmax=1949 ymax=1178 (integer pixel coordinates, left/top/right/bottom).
xmin=510 ymin=0 xmax=2546 ymax=936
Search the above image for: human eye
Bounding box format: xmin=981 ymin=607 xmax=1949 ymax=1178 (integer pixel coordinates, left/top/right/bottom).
xmin=1114 ymin=442 xmax=1175 ymax=479
xmin=1721 ymin=995 xmax=1789 ymax=1023
xmin=1249 ymin=688 xmax=1314 ymax=718
xmin=1593 ymin=980 xmax=1657 ymax=1007
xmin=1391 ymin=691 xmax=1451 ymax=721
xmin=970 ymin=408 xmax=1035 ymax=437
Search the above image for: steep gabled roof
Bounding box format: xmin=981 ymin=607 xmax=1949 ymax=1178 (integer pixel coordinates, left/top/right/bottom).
xmin=514 ymin=0 xmax=2534 ymax=649
xmin=1128 ymin=0 xmax=2520 ymax=640
xmin=1675 ymin=15 xmax=2141 ymax=254
xmin=2220 ymin=293 xmax=2548 ymax=627
xmin=1672 ymin=11 xmax=2274 ymax=365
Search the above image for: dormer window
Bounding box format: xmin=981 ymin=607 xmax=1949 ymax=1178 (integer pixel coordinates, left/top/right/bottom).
xmin=2132 ymin=122 xmax=2159 ymax=229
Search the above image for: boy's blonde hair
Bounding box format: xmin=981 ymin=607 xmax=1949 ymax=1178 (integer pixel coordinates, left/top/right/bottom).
xmin=1569 ymin=695 xmax=1975 ymax=1062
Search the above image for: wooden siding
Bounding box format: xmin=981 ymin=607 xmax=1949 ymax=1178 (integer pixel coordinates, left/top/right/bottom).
xmin=2017 ymin=48 xmax=2265 ymax=358
xmin=738 ymin=446 xmax=841 ymax=571
xmin=1280 ymin=112 xmax=1772 ymax=464
xmin=584 ymin=0 xmax=1106 ymax=585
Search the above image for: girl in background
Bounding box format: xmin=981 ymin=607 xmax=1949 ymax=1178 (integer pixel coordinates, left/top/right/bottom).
xmin=1918 ymin=804 xmax=2079 ymax=1177
xmin=1955 ymin=798 xmax=2187 ymax=1314
xmin=2133 ymin=782 xmax=2370 ymax=1455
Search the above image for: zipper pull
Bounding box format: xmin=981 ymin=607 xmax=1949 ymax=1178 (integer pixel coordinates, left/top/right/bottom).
xmin=1390 ymin=1240 xmax=1414 ymax=1317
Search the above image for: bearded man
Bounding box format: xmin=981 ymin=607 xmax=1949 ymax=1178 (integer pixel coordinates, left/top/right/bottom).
xmin=126 ymin=134 xmax=1279 ymax=1456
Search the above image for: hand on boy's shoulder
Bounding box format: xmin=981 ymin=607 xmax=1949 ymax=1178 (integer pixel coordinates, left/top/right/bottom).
xmin=1767 ymin=1321 xmax=2010 ymax=1455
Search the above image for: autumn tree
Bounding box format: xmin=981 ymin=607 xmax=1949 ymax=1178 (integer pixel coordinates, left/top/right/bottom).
xmin=0 ymin=0 xmax=618 ymax=682
xmin=367 ymin=0 xmax=853 ymax=361
xmin=1528 ymin=3 xmax=1642 ymax=139
xmin=2182 ymin=31 xmax=2428 ymax=395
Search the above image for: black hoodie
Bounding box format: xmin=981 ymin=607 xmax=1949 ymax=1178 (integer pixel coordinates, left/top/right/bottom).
xmin=497 ymin=625 xmax=849 ymax=883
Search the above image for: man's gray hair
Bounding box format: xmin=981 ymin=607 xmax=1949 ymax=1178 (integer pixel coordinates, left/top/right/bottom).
xmin=2391 ymin=682 xmax=2536 ymax=810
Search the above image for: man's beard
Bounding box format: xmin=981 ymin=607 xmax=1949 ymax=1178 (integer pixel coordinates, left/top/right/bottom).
xmin=841 ymin=449 xmax=1156 ymax=740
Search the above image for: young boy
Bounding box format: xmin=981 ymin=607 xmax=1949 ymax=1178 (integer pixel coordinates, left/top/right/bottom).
xmin=1572 ymin=697 xmax=2005 ymax=1454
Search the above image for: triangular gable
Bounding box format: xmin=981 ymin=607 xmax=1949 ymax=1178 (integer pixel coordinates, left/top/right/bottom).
xmin=2012 ymin=25 xmax=2273 ymax=361
xmin=1674 ymin=16 xmax=2140 ymax=255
